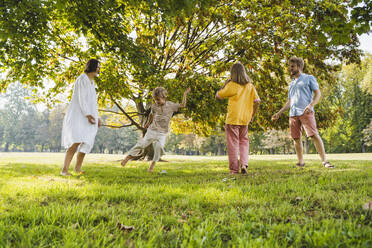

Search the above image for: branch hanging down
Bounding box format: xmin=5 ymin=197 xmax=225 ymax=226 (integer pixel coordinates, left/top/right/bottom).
xmin=111 ymin=97 xmax=143 ymax=130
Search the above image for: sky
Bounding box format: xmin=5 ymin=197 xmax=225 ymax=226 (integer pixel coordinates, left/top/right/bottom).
xmin=359 ymin=33 xmax=372 ymax=54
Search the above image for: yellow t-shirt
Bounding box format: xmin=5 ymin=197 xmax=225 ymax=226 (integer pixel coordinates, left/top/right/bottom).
xmin=217 ymin=81 xmax=260 ymax=125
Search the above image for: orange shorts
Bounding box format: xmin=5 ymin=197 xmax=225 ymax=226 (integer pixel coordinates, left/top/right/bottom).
xmin=289 ymin=112 xmax=318 ymax=139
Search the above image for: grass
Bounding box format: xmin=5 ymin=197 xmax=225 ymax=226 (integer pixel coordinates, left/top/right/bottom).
xmin=0 ymin=152 xmax=371 ymax=247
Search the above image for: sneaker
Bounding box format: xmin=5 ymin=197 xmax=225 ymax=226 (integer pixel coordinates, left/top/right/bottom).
xmin=322 ymin=161 xmax=334 ymax=168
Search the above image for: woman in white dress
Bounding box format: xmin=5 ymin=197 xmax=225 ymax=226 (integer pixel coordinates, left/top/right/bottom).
xmin=60 ymin=59 xmax=102 ymax=176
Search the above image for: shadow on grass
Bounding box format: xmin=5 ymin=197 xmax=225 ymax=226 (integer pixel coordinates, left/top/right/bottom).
xmin=1 ymin=160 xmax=368 ymax=190
xmin=0 ymin=160 xmax=324 ymax=188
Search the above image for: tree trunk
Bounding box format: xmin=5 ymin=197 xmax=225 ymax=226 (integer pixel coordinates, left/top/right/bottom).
xmin=5 ymin=142 xmax=9 ymax=152
xmin=304 ymin=137 xmax=310 ymax=154
xmin=217 ymin=144 xmax=222 ymax=155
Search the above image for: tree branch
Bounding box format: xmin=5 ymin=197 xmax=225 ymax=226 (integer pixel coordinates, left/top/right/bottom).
xmin=111 ymin=97 xmax=143 ymax=130
xmin=103 ymin=124 xmax=134 ymax=128
xmin=98 ymin=109 xmax=123 ymax=115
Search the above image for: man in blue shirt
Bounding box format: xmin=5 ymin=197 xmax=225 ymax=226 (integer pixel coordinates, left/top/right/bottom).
xmin=272 ymin=56 xmax=334 ymax=168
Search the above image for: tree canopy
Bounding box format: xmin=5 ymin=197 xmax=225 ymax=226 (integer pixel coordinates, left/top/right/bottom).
xmin=1 ymin=0 xmax=371 ymax=134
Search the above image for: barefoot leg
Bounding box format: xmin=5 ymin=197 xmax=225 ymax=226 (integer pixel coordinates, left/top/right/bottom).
xmin=61 ymin=143 xmax=80 ymax=175
xmin=121 ymin=155 xmax=133 ymax=167
xmin=148 ymin=161 xmax=156 ymax=173
xmin=74 ymin=152 xmax=86 ymax=173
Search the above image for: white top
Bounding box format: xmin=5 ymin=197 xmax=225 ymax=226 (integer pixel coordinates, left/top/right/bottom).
xmin=61 ymin=73 xmax=99 ymax=153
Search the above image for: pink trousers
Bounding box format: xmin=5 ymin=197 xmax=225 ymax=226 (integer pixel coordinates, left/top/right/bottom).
xmin=225 ymin=124 xmax=249 ymax=173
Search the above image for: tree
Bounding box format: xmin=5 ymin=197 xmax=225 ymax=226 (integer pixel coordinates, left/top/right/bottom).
xmin=362 ymin=120 xmax=372 ymax=147
xmin=93 ymin=124 xmax=138 ymax=154
xmin=321 ymin=54 xmax=372 ymax=153
xmin=48 ymin=105 xmax=65 ymax=152
xmin=16 ymin=108 xmax=39 ymax=151
xmin=34 ymin=109 xmax=50 ymax=152
xmin=262 ymin=129 xmax=293 ymax=154
xmin=0 ymin=82 xmax=35 ymax=151
xmin=1 ymin=0 xmax=370 ymax=136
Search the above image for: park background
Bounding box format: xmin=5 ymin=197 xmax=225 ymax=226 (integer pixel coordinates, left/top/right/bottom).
xmin=0 ymin=0 xmax=371 ymax=247
xmin=0 ymin=1 xmax=371 ymax=156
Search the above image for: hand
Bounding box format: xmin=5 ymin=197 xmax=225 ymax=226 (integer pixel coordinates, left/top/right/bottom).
xmin=184 ymin=87 xmax=191 ymax=95
xmin=303 ymin=104 xmax=313 ymax=114
xmin=98 ymin=118 xmax=102 ymax=128
xmin=272 ymin=112 xmax=280 ymax=121
xmin=87 ymin=115 xmax=96 ymax=124
xmin=215 ymin=92 xmax=221 ymax=100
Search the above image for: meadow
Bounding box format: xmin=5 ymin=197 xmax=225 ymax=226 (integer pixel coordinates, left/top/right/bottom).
xmin=0 ymin=153 xmax=371 ymax=247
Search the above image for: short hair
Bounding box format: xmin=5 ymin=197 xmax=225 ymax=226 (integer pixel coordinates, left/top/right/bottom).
xmin=230 ymin=62 xmax=251 ymax=85
xmin=84 ymin=59 xmax=100 ymax=73
xmin=153 ymin=87 xmax=167 ymax=99
xmin=289 ymin=56 xmax=304 ymax=70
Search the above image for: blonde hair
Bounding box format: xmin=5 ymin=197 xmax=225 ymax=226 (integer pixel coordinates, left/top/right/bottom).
xmin=289 ymin=56 xmax=304 ymax=71
xmin=230 ymin=62 xmax=251 ymax=85
xmin=152 ymin=87 xmax=167 ymax=99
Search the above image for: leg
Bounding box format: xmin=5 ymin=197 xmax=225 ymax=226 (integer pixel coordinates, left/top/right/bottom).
xmin=74 ymin=152 xmax=86 ymax=172
xmin=310 ymin=134 xmax=326 ymax=162
xmin=121 ymin=155 xmax=134 ymax=167
xmin=293 ymin=138 xmax=304 ymax=165
xmin=122 ymin=133 xmax=153 ymax=167
xmin=290 ymin=117 xmax=304 ymax=166
xmin=148 ymin=161 xmax=156 ymax=173
xmin=226 ymin=124 xmax=240 ymax=173
xmin=61 ymin=143 xmax=80 ymax=175
xmin=149 ymin=140 xmax=164 ymax=173
xmin=301 ymin=112 xmax=333 ymax=167
xmin=300 ymin=112 xmax=326 ymax=163
xmin=239 ymin=125 xmax=249 ymax=173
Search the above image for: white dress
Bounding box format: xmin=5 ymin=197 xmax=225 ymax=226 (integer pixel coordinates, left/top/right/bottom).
xmin=61 ymin=73 xmax=99 ymax=154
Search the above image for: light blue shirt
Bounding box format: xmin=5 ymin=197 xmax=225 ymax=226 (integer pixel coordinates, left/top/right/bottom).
xmin=288 ymin=73 xmax=319 ymax=117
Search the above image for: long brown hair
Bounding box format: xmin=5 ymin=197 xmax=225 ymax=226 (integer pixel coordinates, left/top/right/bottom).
xmin=230 ymin=62 xmax=251 ymax=85
xmin=84 ymin=59 xmax=100 ymax=73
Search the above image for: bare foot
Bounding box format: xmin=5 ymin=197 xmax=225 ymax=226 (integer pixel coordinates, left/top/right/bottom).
xmin=148 ymin=162 xmax=156 ymax=173
xmin=121 ymin=156 xmax=132 ymax=167
xmin=60 ymin=171 xmax=72 ymax=176
xmin=74 ymin=170 xmax=85 ymax=175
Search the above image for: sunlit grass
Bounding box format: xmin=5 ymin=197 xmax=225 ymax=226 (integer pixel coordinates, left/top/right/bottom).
xmin=0 ymin=153 xmax=371 ymax=247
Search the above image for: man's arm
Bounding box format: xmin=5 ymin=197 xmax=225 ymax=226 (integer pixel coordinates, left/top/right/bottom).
xmin=272 ymin=99 xmax=290 ymax=121
xmin=304 ymin=89 xmax=321 ymax=114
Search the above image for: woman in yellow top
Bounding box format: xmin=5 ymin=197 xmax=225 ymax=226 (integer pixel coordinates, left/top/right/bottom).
xmin=216 ymin=62 xmax=260 ymax=174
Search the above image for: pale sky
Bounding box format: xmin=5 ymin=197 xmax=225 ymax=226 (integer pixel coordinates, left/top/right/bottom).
xmin=359 ymin=33 xmax=372 ymax=54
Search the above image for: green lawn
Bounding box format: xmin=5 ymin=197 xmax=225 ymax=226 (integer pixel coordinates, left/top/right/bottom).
xmin=0 ymin=153 xmax=371 ymax=247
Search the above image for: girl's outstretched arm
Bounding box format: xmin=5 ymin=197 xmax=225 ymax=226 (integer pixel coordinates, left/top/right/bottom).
xmin=180 ymin=87 xmax=191 ymax=108
xmin=143 ymin=113 xmax=153 ymax=129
